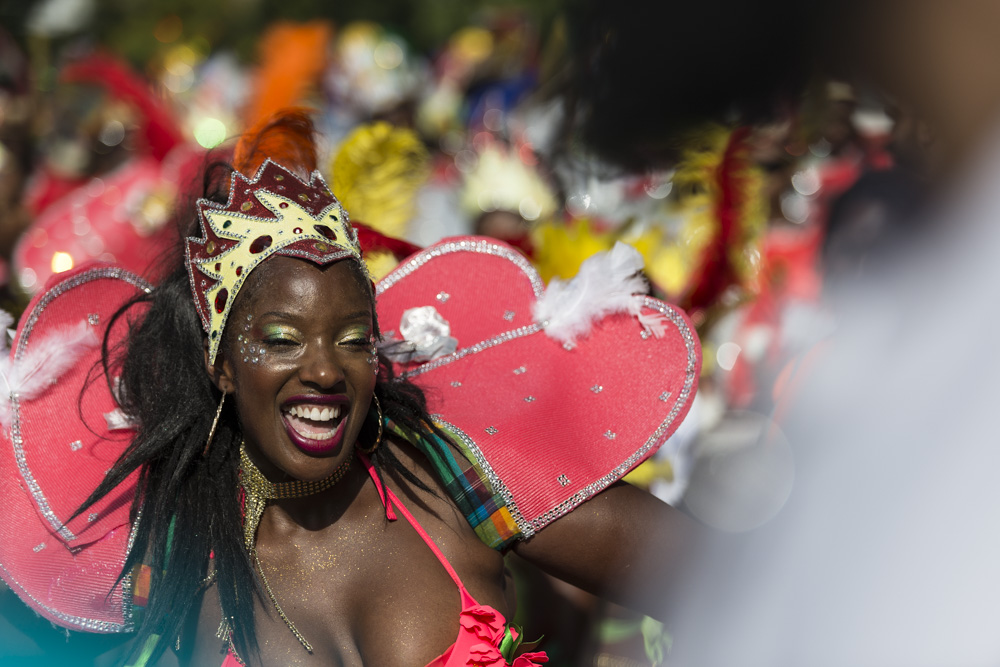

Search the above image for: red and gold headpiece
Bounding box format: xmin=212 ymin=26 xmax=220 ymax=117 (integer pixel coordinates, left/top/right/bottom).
xmin=185 ymin=159 xmax=366 ymax=364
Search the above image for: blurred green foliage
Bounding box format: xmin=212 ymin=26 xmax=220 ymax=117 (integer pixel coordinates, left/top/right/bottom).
xmin=6 ymin=0 xmax=563 ymax=65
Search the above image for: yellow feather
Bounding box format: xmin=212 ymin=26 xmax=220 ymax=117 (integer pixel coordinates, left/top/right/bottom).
xmin=530 ymin=219 xmax=617 ymax=284
xmin=330 ymin=122 xmax=431 ymax=238
xmin=363 ymin=250 xmax=400 ymax=282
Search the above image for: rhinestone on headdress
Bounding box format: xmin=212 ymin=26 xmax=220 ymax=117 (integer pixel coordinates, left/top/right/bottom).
xmin=186 ymin=160 xmax=367 ymax=364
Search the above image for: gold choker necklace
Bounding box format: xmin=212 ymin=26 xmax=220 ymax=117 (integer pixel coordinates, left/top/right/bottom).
xmin=238 ymin=445 xmax=353 ymax=547
xmin=237 ymin=445 xmax=353 ymax=654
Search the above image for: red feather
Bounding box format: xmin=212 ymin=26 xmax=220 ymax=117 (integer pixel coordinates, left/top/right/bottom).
xmin=61 ymin=53 xmax=182 ymax=162
xmin=683 ymin=126 xmax=752 ymax=313
xmin=354 ymin=223 xmax=421 ymax=260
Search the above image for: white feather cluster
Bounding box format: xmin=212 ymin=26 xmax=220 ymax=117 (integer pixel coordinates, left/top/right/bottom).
xmin=0 ymin=318 xmax=99 ymax=430
xmin=533 ymin=242 xmax=668 ymax=344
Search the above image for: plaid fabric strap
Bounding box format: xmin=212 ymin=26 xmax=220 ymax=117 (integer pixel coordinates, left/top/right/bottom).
xmin=389 ymin=420 xmax=522 ymax=551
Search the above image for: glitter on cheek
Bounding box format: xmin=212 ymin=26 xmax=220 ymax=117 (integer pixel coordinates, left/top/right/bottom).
xmin=240 ymin=318 xmax=268 ymax=365
xmin=367 ymin=335 xmax=379 ymax=375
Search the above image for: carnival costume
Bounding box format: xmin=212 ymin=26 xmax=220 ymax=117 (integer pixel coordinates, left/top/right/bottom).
xmin=0 ymin=156 xmax=700 ymax=663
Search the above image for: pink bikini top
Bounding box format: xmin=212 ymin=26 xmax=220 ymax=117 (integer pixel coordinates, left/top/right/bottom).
xmin=221 ymin=456 xmax=547 ymax=667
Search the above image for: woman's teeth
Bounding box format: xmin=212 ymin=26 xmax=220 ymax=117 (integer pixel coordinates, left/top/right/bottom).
xmin=284 ymin=404 xmax=345 ymax=442
xmin=286 ymin=405 xmax=341 ymax=421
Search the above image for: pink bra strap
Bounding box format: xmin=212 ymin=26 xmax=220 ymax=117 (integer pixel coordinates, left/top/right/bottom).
xmin=359 ymin=453 xmax=397 ymax=521
xmin=360 ymin=453 xmax=467 ymax=594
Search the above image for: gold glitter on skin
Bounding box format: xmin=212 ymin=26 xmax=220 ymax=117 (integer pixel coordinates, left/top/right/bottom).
xmin=197 ymin=416 xmax=515 ymax=666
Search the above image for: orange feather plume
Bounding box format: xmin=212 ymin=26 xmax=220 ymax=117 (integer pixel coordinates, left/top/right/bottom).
xmin=242 ymin=21 xmax=332 ymax=130
xmin=232 ymin=108 xmax=317 ymax=179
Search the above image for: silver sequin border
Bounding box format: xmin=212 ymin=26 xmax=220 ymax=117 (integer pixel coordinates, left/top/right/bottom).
xmin=433 ymin=296 xmax=698 ymax=538
xmin=376 ymin=238 xmax=545 ymax=297
xmin=523 ymin=297 xmax=698 ymax=534
xmin=0 ymin=559 xmax=130 ymax=633
xmin=0 ymin=505 xmax=140 ymax=633
xmin=10 ymin=266 xmax=151 ymax=542
xmin=430 ymin=415 xmax=535 ymax=539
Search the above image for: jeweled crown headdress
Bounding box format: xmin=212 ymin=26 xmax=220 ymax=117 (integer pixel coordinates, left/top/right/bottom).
xmin=186 ymin=159 xmax=366 ymax=364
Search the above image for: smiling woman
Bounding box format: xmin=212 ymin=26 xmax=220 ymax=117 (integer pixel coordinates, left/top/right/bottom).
xmin=221 ymin=259 xmax=377 ymax=477
xmin=66 ymin=110 xmax=483 ymax=666
xmin=0 ymin=108 xmax=700 ymax=667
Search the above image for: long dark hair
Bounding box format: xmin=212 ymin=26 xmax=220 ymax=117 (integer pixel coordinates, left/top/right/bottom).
xmin=77 ymin=161 xmax=444 ymax=666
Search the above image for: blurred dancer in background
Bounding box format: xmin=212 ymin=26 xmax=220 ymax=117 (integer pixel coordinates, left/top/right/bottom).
xmin=565 ymin=1 xmax=1000 ymax=664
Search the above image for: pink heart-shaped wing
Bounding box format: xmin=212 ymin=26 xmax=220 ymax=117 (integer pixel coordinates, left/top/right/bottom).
xmin=376 ymin=237 xmax=700 ymax=536
xmin=0 ymin=265 xmax=149 ymax=630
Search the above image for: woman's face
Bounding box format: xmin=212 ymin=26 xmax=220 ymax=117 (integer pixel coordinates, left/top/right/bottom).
xmin=213 ymin=256 xmax=377 ymax=482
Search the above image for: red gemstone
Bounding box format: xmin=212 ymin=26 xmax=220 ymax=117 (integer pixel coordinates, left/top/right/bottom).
xmin=215 ymin=288 xmax=228 ymax=314
xmin=293 ymin=227 xmax=302 ymax=234
xmin=235 ymin=266 xmax=243 ymax=276
xmin=315 ymin=225 xmax=337 ymax=241
xmin=214 ymin=262 xmax=221 ymax=271
xmin=249 ymin=236 xmax=272 ymax=253
xmin=279 ymin=202 xmax=289 ymax=209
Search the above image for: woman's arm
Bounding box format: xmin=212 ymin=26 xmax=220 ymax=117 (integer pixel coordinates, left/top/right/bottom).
xmin=510 ymin=481 xmax=696 ymax=620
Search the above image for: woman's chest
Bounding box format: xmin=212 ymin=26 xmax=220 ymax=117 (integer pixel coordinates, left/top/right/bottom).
xmin=191 ymin=503 xmax=512 ymax=666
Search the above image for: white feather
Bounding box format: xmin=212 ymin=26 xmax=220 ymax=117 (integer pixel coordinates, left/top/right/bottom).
xmin=637 ymin=311 xmax=671 ymax=338
xmin=533 ymin=242 xmax=649 ymax=344
xmin=0 ymin=321 xmax=99 ymax=430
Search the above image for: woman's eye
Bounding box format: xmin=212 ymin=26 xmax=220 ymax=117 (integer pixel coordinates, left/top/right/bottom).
xmin=263 ymin=336 xmax=299 ymax=346
xmin=259 ymin=324 xmax=302 ymax=346
xmin=340 ymin=336 xmax=370 ymax=347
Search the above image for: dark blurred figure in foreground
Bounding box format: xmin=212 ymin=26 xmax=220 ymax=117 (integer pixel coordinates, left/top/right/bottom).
xmin=564 ymin=1 xmax=1000 ymax=665
xmin=560 ymin=0 xmax=844 ymax=170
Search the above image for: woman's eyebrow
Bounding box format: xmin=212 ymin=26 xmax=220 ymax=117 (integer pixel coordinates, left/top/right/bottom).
xmin=257 ymin=310 xmax=298 ymax=320
xmin=255 ymin=309 xmax=372 ymax=323
xmin=339 ymin=310 xmax=373 ymax=322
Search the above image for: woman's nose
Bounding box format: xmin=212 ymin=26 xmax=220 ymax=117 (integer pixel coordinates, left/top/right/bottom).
xmin=298 ymin=344 xmax=343 ymax=388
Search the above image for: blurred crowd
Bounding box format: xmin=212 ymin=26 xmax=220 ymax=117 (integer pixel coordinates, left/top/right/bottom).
xmin=3 ymin=0 xmax=998 ymax=665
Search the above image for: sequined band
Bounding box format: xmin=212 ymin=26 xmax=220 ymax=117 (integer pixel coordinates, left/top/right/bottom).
xmin=10 ymin=266 xmax=152 ymax=542
xmin=0 ymin=558 xmax=130 ymax=633
xmin=524 ymin=297 xmax=698 ymax=533
xmin=376 ymin=238 xmax=545 ymax=297
xmin=429 ymin=297 xmax=697 ymax=538
xmin=119 ymin=507 xmax=143 ymax=632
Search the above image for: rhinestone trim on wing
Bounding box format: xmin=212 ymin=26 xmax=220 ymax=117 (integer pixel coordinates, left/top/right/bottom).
xmin=0 ymin=552 xmax=131 ymax=633
xmin=431 ymin=415 xmax=535 ymax=540
xmin=376 ymin=238 xmax=545 ymax=298
xmin=378 ymin=242 xmax=700 ymax=538
xmin=522 ymin=296 xmax=698 ymax=534
xmin=10 ymin=266 xmax=152 ymax=542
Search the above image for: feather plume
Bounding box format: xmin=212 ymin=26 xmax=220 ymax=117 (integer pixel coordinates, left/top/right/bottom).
xmin=0 ymin=321 xmax=99 ymax=430
xmin=233 ymin=108 xmax=318 ymax=179
xmin=533 ymin=242 xmax=649 ymax=345
xmin=331 ymin=122 xmax=431 ymax=239
xmin=62 ymin=53 xmax=183 ymax=162
xmin=242 ymin=21 xmax=332 ymax=131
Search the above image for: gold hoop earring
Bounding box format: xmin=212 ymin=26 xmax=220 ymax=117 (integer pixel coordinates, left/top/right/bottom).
xmin=203 ymin=392 xmax=226 ymax=456
xmin=357 ymin=394 xmax=383 ymax=454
